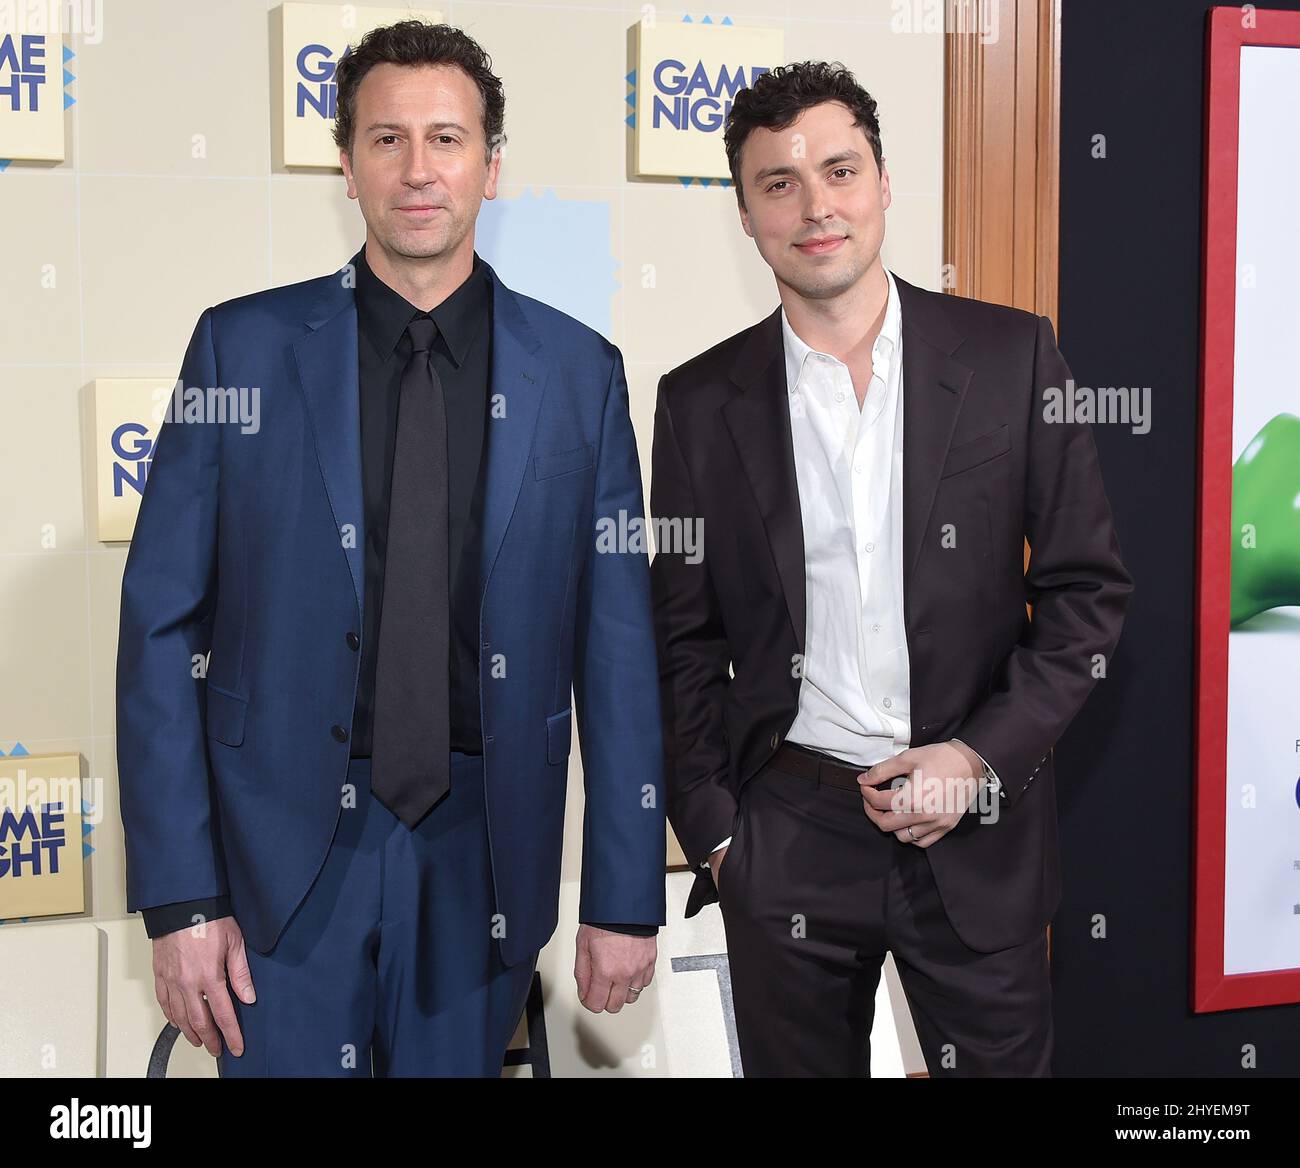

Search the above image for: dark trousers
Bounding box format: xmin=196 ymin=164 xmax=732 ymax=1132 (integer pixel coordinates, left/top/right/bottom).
xmin=719 ymin=753 xmax=1053 ymax=1077
xmin=217 ymin=752 xmax=535 ymax=1077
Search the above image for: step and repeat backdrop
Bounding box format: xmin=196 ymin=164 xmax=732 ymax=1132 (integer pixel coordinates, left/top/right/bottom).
xmin=0 ymin=0 xmax=944 ymax=1076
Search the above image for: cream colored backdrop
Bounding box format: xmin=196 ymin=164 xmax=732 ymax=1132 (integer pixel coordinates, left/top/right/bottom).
xmin=0 ymin=0 xmax=943 ymax=1077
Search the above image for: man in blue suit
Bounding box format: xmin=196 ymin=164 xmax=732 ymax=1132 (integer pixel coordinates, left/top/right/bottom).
xmin=115 ymin=21 xmax=665 ymax=1076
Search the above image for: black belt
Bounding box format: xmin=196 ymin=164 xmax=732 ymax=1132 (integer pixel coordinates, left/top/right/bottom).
xmin=769 ymin=742 xmax=869 ymax=793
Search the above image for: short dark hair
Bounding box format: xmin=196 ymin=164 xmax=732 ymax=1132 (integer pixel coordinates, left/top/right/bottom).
xmin=331 ymin=20 xmax=505 ymax=162
xmin=724 ymin=61 xmax=883 ymax=209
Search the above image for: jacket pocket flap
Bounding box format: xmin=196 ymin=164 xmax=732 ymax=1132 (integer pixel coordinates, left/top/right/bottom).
xmin=206 ymin=684 xmax=248 ymax=746
xmin=546 ymin=707 xmax=572 ymax=765
xmin=941 ymin=423 xmax=1010 ymax=478
xmin=534 ymin=444 xmax=594 ymax=480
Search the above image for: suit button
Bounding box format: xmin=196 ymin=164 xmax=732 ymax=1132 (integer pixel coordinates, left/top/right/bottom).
xmin=770 ymin=733 xmax=780 ymax=749
xmin=331 ymin=724 xmax=348 ymax=742
xmin=346 ymin=631 xmax=360 ymax=651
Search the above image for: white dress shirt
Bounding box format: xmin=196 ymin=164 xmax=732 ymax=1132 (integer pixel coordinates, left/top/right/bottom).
xmin=782 ymin=266 xmax=911 ymax=768
xmin=708 ymin=268 xmax=999 ymax=862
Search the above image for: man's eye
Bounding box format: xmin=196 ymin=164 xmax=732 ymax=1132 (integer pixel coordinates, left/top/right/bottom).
xmin=768 ymin=180 xmax=789 ymax=193
xmin=378 ymin=135 xmax=398 ymax=146
xmin=831 ymin=167 xmax=855 ymax=179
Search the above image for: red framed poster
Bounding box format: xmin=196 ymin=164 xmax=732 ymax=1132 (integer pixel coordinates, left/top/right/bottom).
xmin=1194 ymin=5 xmax=1300 ymax=1012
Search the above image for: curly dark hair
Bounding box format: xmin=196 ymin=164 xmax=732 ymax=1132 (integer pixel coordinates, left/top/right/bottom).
xmin=724 ymin=61 xmax=883 ymax=209
xmin=331 ymin=20 xmax=505 ymax=162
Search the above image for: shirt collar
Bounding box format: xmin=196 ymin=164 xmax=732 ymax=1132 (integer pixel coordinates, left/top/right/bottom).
xmin=781 ymin=266 xmax=903 ymax=393
xmin=352 ymin=245 xmax=490 ymax=366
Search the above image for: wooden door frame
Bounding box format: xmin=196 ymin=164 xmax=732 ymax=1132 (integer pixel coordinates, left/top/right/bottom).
xmin=945 ymin=0 xmax=1061 ymax=328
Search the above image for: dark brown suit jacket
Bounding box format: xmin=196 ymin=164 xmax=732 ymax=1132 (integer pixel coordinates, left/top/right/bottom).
xmin=650 ymin=272 xmax=1133 ymax=953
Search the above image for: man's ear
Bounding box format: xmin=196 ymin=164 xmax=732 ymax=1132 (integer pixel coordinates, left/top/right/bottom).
xmin=879 ymin=158 xmax=891 ymax=211
xmin=484 ymin=143 xmax=503 ymax=201
xmin=341 ymin=149 xmax=357 ymax=200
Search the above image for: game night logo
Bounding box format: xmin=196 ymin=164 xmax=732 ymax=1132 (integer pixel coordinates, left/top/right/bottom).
xmin=630 ymin=18 xmax=782 ymax=182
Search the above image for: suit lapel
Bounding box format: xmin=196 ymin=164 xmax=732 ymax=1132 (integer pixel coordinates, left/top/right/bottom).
xmin=292 ymin=265 xmax=364 ymax=618
xmin=722 ymin=273 xmax=975 ymax=655
xmin=894 ymin=274 xmax=974 ymax=590
xmin=477 ymin=262 xmax=549 ymax=601
xmin=723 ymin=307 xmax=807 ymax=655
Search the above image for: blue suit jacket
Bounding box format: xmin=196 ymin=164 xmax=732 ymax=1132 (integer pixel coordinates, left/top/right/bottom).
xmin=116 ymin=257 xmax=666 ymax=965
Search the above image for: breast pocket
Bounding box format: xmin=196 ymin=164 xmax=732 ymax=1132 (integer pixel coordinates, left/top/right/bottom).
xmin=940 ymin=423 xmax=1010 ymax=478
xmin=534 ymin=443 xmax=594 ymax=481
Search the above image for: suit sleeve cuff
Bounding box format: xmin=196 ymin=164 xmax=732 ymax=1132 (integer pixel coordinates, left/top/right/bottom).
xmin=583 ymin=922 xmax=659 ymax=937
xmin=141 ymin=896 xmax=233 ymax=939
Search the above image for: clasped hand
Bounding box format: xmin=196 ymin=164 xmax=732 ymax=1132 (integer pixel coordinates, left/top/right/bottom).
xmin=857 ymin=740 xmax=987 ymax=848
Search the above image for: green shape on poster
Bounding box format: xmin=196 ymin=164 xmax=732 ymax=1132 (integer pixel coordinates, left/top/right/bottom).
xmin=1230 ymin=412 xmax=1300 ymax=627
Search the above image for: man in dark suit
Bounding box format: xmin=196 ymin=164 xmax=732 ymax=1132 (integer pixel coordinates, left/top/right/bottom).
xmin=650 ymin=61 xmax=1133 ymax=1076
xmin=117 ymin=21 xmax=664 ymax=1077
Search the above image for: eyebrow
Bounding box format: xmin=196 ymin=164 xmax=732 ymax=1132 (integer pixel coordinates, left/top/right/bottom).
xmin=363 ymin=121 xmax=471 ymax=136
xmin=751 ymin=149 xmax=864 ymax=184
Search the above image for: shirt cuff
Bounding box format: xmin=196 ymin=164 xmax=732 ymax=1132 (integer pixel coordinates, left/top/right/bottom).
xmin=951 ymin=737 xmax=1005 ymax=799
xmin=699 ymin=836 xmax=733 ymax=868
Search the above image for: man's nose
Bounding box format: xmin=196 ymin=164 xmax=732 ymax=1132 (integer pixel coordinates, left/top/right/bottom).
xmin=402 ymin=143 xmax=440 ymax=189
xmin=802 ymin=188 xmax=833 ymax=223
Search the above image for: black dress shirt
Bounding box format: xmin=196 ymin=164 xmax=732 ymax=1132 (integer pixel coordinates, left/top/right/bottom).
xmin=351 ymin=243 xmax=489 ymax=759
xmin=140 ymin=249 xmax=655 ymax=940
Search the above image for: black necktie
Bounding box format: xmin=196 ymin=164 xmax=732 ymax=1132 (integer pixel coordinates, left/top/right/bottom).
xmin=371 ymin=316 xmax=451 ymax=826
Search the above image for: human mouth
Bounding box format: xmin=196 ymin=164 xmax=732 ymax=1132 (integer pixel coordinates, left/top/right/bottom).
xmin=794 ymin=235 xmax=847 ymax=255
